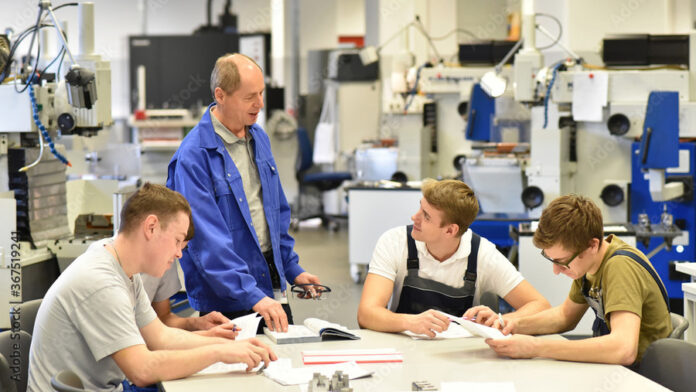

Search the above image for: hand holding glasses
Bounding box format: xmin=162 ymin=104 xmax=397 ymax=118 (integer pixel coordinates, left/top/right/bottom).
xmin=290 ymin=283 xmax=332 ymax=300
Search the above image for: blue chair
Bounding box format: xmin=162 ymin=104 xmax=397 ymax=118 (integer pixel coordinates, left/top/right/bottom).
xmin=291 ymin=128 xmax=352 ymax=231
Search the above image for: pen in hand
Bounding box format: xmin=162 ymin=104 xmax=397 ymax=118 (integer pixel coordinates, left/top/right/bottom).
xmin=497 ymin=313 xmax=506 ymax=329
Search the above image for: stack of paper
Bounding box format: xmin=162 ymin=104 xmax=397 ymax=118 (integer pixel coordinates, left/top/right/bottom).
xmin=302 ymin=348 xmax=403 ymax=365
xmin=263 ymin=359 xmax=373 ymax=386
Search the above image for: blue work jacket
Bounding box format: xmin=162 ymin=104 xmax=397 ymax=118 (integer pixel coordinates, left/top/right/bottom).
xmin=166 ymin=104 xmax=305 ymax=312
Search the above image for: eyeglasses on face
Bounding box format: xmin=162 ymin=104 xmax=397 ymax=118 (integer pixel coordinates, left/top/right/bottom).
xmin=540 ymin=249 xmax=581 ymax=269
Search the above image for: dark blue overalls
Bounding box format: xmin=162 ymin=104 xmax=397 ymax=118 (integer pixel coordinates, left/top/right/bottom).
xmin=582 ymin=249 xmax=670 ymax=337
xmin=395 ymin=225 xmax=481 ymax=316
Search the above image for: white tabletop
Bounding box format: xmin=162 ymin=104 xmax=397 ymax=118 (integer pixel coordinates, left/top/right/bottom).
xmin=160 ymin=330 xmax=667 ymax=392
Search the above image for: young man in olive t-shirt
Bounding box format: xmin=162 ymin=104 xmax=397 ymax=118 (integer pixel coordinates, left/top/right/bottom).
xmin=485 ymin=195 xmax=671 ymax=366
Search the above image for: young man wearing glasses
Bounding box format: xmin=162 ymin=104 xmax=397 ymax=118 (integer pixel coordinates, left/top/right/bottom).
xmin=486 ymin=194 xmax=672 ymax=366
xmin=358 ymin=180 xmax=550 ymax=338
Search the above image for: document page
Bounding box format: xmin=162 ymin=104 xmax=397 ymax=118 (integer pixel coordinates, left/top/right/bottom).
xmin=436 ymin=310 xmax=510 ymax=340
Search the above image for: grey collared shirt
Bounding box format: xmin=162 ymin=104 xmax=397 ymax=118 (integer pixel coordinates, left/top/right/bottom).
xmin=210 ymin=107 xmax=271 ymax=252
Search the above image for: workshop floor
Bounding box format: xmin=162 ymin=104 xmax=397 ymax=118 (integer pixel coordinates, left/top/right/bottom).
xmin=290 ymin=225 xmax=363 ymax=329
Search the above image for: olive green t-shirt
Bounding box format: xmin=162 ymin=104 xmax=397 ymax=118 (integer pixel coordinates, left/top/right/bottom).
xmin=568 ymin=235 xmax=672 ymax=361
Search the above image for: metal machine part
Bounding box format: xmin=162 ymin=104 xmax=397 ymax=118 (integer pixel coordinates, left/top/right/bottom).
xmin=308 ymin=371 xmax=352 ymax=392
xmin=0 ymin=2 xmax=114 ymax=326
xmin=600 ymin=184 xmax=625 ymax=207
xmin=521 ymin=185 xmax=544 ymax=209
xmin=64 ymin=66 xmax=97 ymax=109
xmin=412 ymin=381 xmax=437 ymax=391
xmin=607 ymin=113 xmax=630 ymax=136
xmin=603 ymin=34 xmax=689 ymax=66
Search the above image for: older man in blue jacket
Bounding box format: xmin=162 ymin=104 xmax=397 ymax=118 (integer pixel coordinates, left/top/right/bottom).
xmin=167 ymin=53 xmax=321 ymax=332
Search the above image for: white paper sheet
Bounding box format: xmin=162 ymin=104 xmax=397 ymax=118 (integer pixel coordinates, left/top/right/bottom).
xmin=402 ymin=323 xmax=474 ymax=340
xmin=196 ymin=361 xmax=263 ymax=376
xmin=263 ymin=359 xmax=373 ymax=386
xmin=571 ymin=71 xmax=608 ymax=122
xmin=230 ymin=312 xmax=262 ymax=340
xmin=436 ymin=311 xmax=510 ymax=340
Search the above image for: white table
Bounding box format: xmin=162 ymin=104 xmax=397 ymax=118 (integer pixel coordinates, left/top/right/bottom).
xmin=675 ymin=262 xmax=696 ymax=343
xmin=160 ymin=330 xmax=667 ymax=391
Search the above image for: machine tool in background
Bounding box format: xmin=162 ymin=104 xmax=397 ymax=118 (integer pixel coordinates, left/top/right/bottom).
xmin=0 ymin=1 xmax=113 ymax=329
xmin=508 ymin=0 xmax=696 ymax=317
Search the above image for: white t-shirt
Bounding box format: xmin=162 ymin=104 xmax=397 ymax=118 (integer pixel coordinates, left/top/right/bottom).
xmin=368 ymin=226 xmax=524 ymax=311
xmin=27 ymin=239 xmax=157 ymax=392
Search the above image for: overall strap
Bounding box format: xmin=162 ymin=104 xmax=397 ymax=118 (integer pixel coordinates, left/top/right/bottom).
xmin=463 ymin=233 xmax=481 ymax=285
xmin=406 ymin=225 xmax=419 ymax=270
xmin=613 ymin=250 xmax=671 ymax=312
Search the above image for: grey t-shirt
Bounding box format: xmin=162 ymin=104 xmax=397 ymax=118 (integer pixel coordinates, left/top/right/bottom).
xmin=27 ymin=239 xmax=157 ymax=392
xmin=141 ymin=261 xmax=182 ymax=303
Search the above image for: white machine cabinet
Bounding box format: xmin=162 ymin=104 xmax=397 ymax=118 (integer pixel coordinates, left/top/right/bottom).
xmin=675 ymin=262 xmax=696 ymax=342
xmin=347 ymin=186 xmax=422 ymax=282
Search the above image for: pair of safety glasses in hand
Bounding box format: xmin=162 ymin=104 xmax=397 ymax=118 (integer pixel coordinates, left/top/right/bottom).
xmin=290 ymin=284 xmax=332 ymax=300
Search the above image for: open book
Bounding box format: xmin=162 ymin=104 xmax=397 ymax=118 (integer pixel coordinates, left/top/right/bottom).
xmin=264 ymin=318 xmax=360 ymax=344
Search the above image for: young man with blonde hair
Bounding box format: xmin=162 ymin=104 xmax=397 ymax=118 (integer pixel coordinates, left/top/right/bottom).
xmin=28 ymin=184 xmax=276 ymax=392
xmin=486 ymin=194 xmax=672 ymax=366
xmin=167 ymin=53 xmax=322 ymax=333
xmin=358 ymin=179 xmax=550 ymax=337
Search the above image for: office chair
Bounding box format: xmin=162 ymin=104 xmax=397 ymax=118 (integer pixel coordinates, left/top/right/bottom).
xmin=639 ymin=338 xmax=696 ymax=392
xmin=669 ymin=312 xmax=689 ymax=339
xmin=0 ymin=352 xmax=15 ymax=392
xmin=291 ymin=127 xmax=351 ymax=231
xmin=0 ymin=330 xmax=32 ymax=392
xmin=9 ymin=298 xmax=43 ymax=335
xmin=50 ymin=370 xmax=85 ymax=392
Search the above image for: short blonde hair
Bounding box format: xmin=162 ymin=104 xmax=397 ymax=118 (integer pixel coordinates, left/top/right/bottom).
xmin=120 ymin=183 xmax=194 ymax=241
xmin=533 ymin=194 xmax=604 ymax=253
xmin=210 ymin=53 xmax=262 ymax=98
xmin=422 ymin=179 xmax=479 ymax=237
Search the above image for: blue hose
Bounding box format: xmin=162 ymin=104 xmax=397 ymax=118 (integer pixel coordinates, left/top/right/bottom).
xmin=543 ymin=62 xmax=564 ymax=129
xmin=28 ymin=83 xmax=71 ymax=166
xmin=404 ymin=63 xmax=427 ymax=113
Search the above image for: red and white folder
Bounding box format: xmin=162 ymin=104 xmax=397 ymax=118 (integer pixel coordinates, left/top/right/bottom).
xmin=301 ymin=348 xmax=404 ymax=365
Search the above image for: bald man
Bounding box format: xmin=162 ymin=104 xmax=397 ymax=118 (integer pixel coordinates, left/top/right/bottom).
xmin=167 ymin=54 xmax=321 ymax=334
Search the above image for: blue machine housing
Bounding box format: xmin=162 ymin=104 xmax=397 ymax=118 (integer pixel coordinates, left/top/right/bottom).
xmin=465 ymin=83 xmax=496 ymax=141
xmin=639 ymin=92 xmax=680 ymax=170
xmin=470 ymin=213 xmax=531 ymax=250
xmin=631 ymin=142 xmax=695 ymax=302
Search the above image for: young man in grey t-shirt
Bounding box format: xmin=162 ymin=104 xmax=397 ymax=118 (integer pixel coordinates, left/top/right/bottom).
xmin=27 ymin=184 xmax=276 ymax=391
